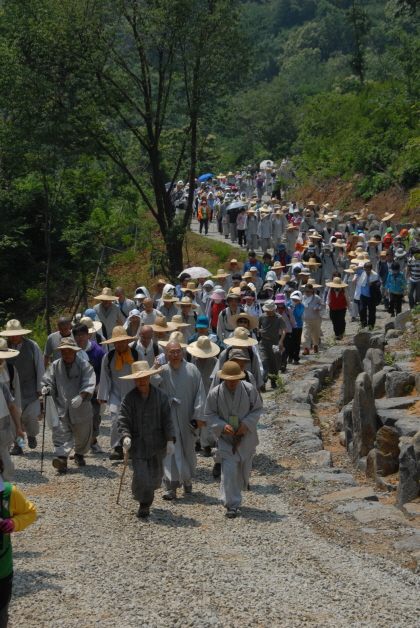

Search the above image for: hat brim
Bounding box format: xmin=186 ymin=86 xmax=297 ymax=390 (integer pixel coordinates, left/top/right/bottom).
xmin=119 ymin=367 xmax=164 ymax=380
xmin=175 ymin=302 xmax=198 ymax=309
xmin=224 ymin=335 xmax=258 ymax=347
xmin=158 ymin=297 xmax=179 ymax=302
xmin=93 ymin=295 xmax=116 ymax=301
xmin=170 ymin=320 xmax=190 ymax=327
xmin=54 ymin=345 xmax=81 ymax=352
xmin=211 ymin=273 xmax=229 ymax=279
xmin=304 ymin=283 xmax=322 ymax=289
xmin=0 ymin=329 xmax=32 ymax=336
xmin=187 ymin=342 xmax=220 ymax=358
xmin=302 ymin=261 xmax=322 ymax=266
xmin=100 ymin=334 xmax=134 ymax=344
xmin=217 ymin=370 xmax=246 ymax=380
xmin=381 ymin=214 xmax=395 ymax=221
xmin=326 ymin=281 xmax=348 ymax=288
xmin=228 ymin=313 xmax=258 ymax=329
xmin=224 ymin=262 xmax=244 ymax=270
xmin=0 ymin=349 xmax=19 ymax=358
xmin=149 ymin=322 xmax=178 ymax=332
xmin=332 ymin=243 xmax=346 ymax=248
xmin=159 ymin=339 xmax=187 ymax=348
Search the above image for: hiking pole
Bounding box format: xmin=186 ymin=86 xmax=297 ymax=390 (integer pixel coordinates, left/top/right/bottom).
xmin=117 ymin=448 xmax=129 ymax=505
xmin=40 ymin=393 xmax=47 ymax=474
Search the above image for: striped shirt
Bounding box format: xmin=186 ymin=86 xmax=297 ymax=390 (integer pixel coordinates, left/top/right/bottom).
xmin=407 ymin=257 xmax=420 ymax=282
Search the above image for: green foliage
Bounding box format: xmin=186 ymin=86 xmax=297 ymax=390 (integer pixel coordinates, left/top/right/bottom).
xmin=384 ymin=352 xmax=396 ymax=366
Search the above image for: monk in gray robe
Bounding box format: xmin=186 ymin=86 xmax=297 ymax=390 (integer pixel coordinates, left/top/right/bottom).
xmin=42 ymin=338 xmax=96 ymax=473
xmin=186 ymin=336 xmax=219 ymax=456
xmin=118 ymin=361 xmax=175 ymax=518
xmin=205 ymin=361 xmax=263 ymax=518
xmin=155 ymin=341 xmax=206 ymax=500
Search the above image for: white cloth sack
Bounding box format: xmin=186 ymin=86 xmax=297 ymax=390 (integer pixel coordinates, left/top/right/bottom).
xmin=45 ymin=395 xmax=60 ymax=429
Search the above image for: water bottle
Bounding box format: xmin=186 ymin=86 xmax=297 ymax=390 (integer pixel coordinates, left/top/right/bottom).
xmin=17 ymin=437 xmax=25 ymax=450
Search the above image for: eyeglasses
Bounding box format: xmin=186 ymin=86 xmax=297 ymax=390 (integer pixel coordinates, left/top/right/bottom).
xmin=167 ymin=350 xmax=183 ymax=356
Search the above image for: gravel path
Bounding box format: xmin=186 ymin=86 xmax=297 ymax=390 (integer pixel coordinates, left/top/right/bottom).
xmin=9 ymin=226 xmax=416 ymax=627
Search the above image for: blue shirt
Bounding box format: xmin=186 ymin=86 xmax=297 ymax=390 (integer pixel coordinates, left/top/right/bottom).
xmin=243 ymin=259 xmax=264 ymax=279
xmin=288 ymin=302 xmax=304 ymax=328
xmin=384 ymin=271 xmax=407 ymax=294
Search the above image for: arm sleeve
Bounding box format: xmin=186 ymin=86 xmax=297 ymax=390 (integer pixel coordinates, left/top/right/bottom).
xmin=117 ymin=394 xmax=133 ymax=441
xmin=191 ymin=372 xmax=206 ymax=424
xmin=12 ymin=367 xmax=22 ymax=412
xmin=10 ymin=486 xmax=37 ymax=532
xmin=97 ymin=354 xmax=111 ymax=401
xmin=0 ymin=382 xmax=13 ymax=405
xmin=80 ymin=361 xmax=96 ymax=398
xmin=161 ymin=392 xmax=175 ymax=439
xmin=204 ymin=388 xmax=226 ymax=438
xmin=41 ymin=364 xmax=57 ymax=399
xmin=33 ymin=341 xmax=45 ymax=391
xmin=241 ymin=385 xmax=263 ymax=433
xmin=44 ymin=335 xmax=53 ymax=357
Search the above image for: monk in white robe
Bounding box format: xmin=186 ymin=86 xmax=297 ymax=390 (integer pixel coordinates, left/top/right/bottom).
xmin=205 ymin=361 xmax=263 ymax=518
xmin=155 ymin=342 xmax=206 ymax=500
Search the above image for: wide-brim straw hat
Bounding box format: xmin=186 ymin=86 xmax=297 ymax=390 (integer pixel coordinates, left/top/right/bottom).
xmin=159 ymin=331 xmax=187 ymax=348
xmin=224 ymin=259 xmax=244 ymax=271
xmin=344 ymin=267 xmax=356 ymax=274
xmin=119 ymin=360 xmax=164 ymax=380
xmin=149 ymin=316 xmax=178 ymax=332
xmin=381 ymin=213 xmax=395 ymax=221
xmin=286 ymin=258 xmax=300 ymax=267
xmin=226 ymin=289 xmax=241 ymax=298
xmin=170 ymin=315 xmax=190 ymax=328
xmin=187 ymin=336 xmax=219 ymax=358
xmin=308 ymin=233 xmax=322 ymax=240
xmin=0 ymin=338 xmax=19 ymax=358
xmin=307 ymin=201 xmax=316 ymax=206
xmin=80 ymin=316 xmax=102 ymax=333
xmin=243 ymin=271 xmax=253 ymax=279
xmin=175 ymin=296 xmax=197 ymax=309
xmin=277 ymin=274 xmax=291 ymax=285
xmin=0 ymin=319 xmax=32 ymax=337
xmin=228 ymin=312 xmax=258 ymax=329
xmin=212 ymin=269 xmax=229 ymax=279
xmin=185 ymin=282 xmax=199 ymax=292
xmin=326 ymin=277 xmax=348 ymax=288
xmin=272 ymin=261 xmax=282 ymax=269
xmin=304 ymin=282 xmax=322 ymax=289
xmin=217 ymin=360 xmax=246 ymax=381
xmin=333 ymin=239 xmax=346 ymax=248
xmin=367 ymin=238 xmax=380 ymax=245
xmin=286 ymin=224 xmax=297 ymax=231
xmin=54 ymin=338 xmax=81 ymax=352
xmin=326 ymin=212 xmax=337 ymax=219
xmin=354 ymin=253 xmax=371 ymax=262
xmin=227 ymin=171 xmax=234 ymax=176
xmin=158 ymin=292 xmax=179 ymax=303
xmin=224 ymin=326 xmax=258 ymax=347
xmin=303 ymin=258 xmax=322 ymax=266
xmin=152 ymin=279 xmax=167 ymax=290
xmin=217 ymin=173 xmax=226 ymax=179
xmin=100 ymin=325 xmax=134 ymax=345
xmin=93 ymin=287 xmax=116 ymax=301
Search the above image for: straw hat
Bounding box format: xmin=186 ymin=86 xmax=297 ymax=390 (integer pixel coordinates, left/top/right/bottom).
xmin=217 ymin=361 xmax=246 ymax=381
xmin=381 ymin=213 xmax=395 ymax=222
xmin=307 ymin=201 xmax=316 ymax=206
xmin=93 ymin=287 xmax=116 ymax=301
xmin=119 ymin=361 xmax=164 ymax=380
xmin=354 ymin=253 xmax=370 ymax=262
xmin=100 ymin=325 xmax=134 ymax=345
xmin=243 ymin=271 xmax=253 ymax=279
xmin=326 ymin=212 xmax=337 ymax=220
xmin=367 ymin=237 xmax=380 ymax=245
xmin=175 ymin=296 xmax=197 ymax=310
xmin=308 ymin=232 xmax=322 ymax=240
xmin=276 ymin=274 xmax=291 ymax=286
xmin=326 ymin=277 xmax=348 ymax=289
xmin=217 ymin=173 xmax=226 ymax=179
xmin=152 ymin=278 xmax=167 ymax=290
xmin=224 ymin=259 xmax=244 ymax=271
xmin=159 ymin=292 xmax=179 ymax=303
xmin=54 ymin=337 xmax=81 ymax=352
xmin=226 ymin=289 xmax=241 ymax=298
xmin=0 ymin=338 xmax=19 ymax=358
xmin=187 ymin=336 xmax=219 ymax=359
xmin=228 ymin=312 xmax=258 ymax=330
xmin=80 ymin=316 xmax=102 ymax=333
xmin=272 ymin=261 xmax=282 ymax=270
xmin=333 ymin=239 xmax=346 ymax=248
xmin=286 ymin=224 xmax=297 ymax=231
xmin=0 ymin=319 xmax=32 ymax=337
xmin=171 ymin=314 xmax=190 ymax=328
xmin=344 ymin=267 xmax=356 ymax=274
xmin=224 ymin=327 xmax=258 ymax=347
xmin=159 ymin=331 xmax=187 ymax=348
xmin=379 ymin=250 xmax=388 ymax=257
xmin=228 ymin=348 xmax=251 ymax=362
xmin=286 ymin=257 xmax=301 ymax=267
xmin=303 ymin=257 xmax=322 ymax=267
xmin=211 ymin=269 xmax=229 ymax=279
xmin=227 ymin=171 xmax=234 ymax=176
xmin=303 ymin=282 xmax=322 ymax=290
xmin=185 ymin=282 xmax=199 ymax=292
xmin=149 ymin=316 xmax=177 ymax=332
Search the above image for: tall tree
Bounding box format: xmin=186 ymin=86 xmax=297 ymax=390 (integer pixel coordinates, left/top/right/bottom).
xmin=2 ymin=0 xmax=249 ymax=279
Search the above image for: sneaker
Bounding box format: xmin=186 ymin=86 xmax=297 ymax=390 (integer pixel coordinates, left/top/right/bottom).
xmin=302 ymin=348 xmax=310 ymax=356
xmin=183 ymin=479 xmax=193 ymax=494
xmin=109 ymin=446 xmax=124 ymax=461
xmin=212 ymin=462 xmax=221 ymax=478
xmin=202 ymin=446 xmax=212 ymax=457
xmin=90 ymin=440 xmax=104 ymax=453
xmin=225 ymin=508 xmax=237 ymax=519
xmin=313 ymin=345 xmax=319 ymax=353
xmin=137 ymin=503 xmax=150 ymax=518
xmin=74 ymin=453 xmax=86 ymax=467
xmin=162 ymin=489 xmax=177 ymax=500
xmin=52 ymin=456 xmax=68 ymax=473
xmin=27 ymin=436 xmax=37 ymax=449
xmin=293 ymin=360 xmax=300 ymax=365
xmin=10 ymin=444 xmax=23 ymax=456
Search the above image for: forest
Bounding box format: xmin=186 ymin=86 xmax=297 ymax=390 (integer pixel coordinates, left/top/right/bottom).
xmin=0 ymin=0 xmax=419 ymax=322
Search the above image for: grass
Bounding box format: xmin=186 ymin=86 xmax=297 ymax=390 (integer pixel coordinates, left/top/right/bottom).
xmin=384 ymin=352 xmax=396 ymax=366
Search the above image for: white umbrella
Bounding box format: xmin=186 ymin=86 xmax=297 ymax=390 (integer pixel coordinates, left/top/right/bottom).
xmin=178 ymin=266 xmax=212 ymax=279
xmin=260 ymin=159 xmax=273 ymax=169
xmin=226 ymin=201 xmax=247 ymax=210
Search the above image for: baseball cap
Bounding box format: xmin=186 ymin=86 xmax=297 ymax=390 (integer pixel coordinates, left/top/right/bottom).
xmin=196 ymin=315 xmax=209 ymax=328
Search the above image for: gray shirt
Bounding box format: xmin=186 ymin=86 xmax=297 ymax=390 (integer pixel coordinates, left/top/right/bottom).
xmin=258 ymin=313 xmax=286 ymax=343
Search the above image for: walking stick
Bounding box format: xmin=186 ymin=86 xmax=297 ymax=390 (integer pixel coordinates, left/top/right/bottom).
xmin=40 ymin=393 xmax=47 ymax=474
xmin=117 ymin=448 xmax=129 ymax=505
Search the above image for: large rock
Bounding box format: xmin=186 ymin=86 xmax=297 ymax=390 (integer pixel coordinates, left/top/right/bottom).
xmin=310 ymin=450 xmax=333 ymax=467
xmin=352 ymin=372 xmax=377 ymax=463
xmin=385 ymin=371 xmax=415 ymax=398
xmin=338 ymin=347 xmax=363 ymax=410
xmin=416 ymin=372 xmax=420 ymax=394
xmin=376 ymin=425 xmax=400 ymax=459
xmin=353 ymin=330 xmax=372 ymax=361
xmin=412 ymin=429 xmax=420 ymax=465
xmin=343 ymin=401 xmax=353 ymax=449
xmin=396 ymin=443 xmax=420 ymax=509
xmin=366 ymin=426 xmax=400 ymax=478
xmin=386 ymin=329 xmax=404 ymax=340
xmin=395 ymin=309 xmax=411 ymax=331
xmin=394 ymin=417 xmax=420 ymax=437
xmin=364 ymin=348 xmax=385 ymax=380
xmin=370 ymin=333 xmax=385 ymax=351
xmin=372 ymin=369 xmax=387 ymax=399
xmin=384 ymin=321 xmax=395 ymax=334
xmin=376 ymin=396 xmax=420 ymax=410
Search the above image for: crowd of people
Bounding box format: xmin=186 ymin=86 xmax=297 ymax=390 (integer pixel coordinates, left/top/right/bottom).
xmin=2 ymin=183 xmax=420 ymax=624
